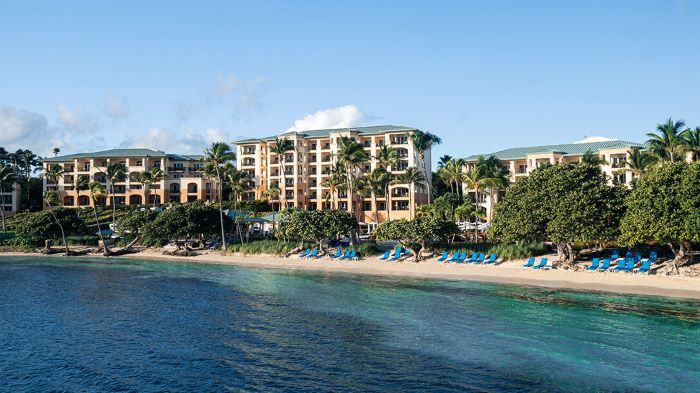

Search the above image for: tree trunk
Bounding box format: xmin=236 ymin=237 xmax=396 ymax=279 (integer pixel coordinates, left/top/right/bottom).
xmin=110 ymin=183 xmax=117 ymax=229
xmin=385 ymin=184 xmax=391 ymax=222
xmin=93 ymin=207 xmax=110 ymax=256
xmin=0 ymin=185 xmax=5 ymax=233
xmin=373 ymin=193 xmax=379 ymax=225
xmin=280 ymin=158 xmax=286 ymax=209
xmin=47 ymin=202 xmax=71 ymax=255
xmin=669 ymin=241 xmax=693 ymax=274
xmin=215 ymin=167 xmax=227 ymax=253
xmin=423 ymin=157 xmax=432 ymax=204
xmin=474 ymin=189 xmax=479 ymax=243
xmin=555 ymin=242 xmax=576 ymax=267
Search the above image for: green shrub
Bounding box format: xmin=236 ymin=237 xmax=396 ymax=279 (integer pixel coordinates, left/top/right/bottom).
xmin=227 ymin=240 xmax=310 ymax=255
xmin=346 ymin=241 xmax=379 ymax=257
xmin=435 ymin=242 xmax=547 ymax=261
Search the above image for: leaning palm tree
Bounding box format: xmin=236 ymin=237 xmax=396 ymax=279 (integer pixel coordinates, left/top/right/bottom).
xmin=646 ymin=118 xmax=688 ymax=163
xmin=100 ymin=163 xmax=126 ymax=228
xmin=203 ymin=142 xmax=236 ymax=252
xmin=681 ymin=126 xmax=700 ymax=162
xmin=462 ymin=164 xmax=504 ymax=242
xmin=360 ymin=167 xmax=390 ymax=224
xmin=89 ymin=181 xmax=110 ymax=256
xmin=393 ymin=167 xmax=426 ymax=219
xmin=148 ymin=167 xmax=166 ymax=205
xmin=42 ymin=164 xmax=66 ymax=206
xmin=376 ymin=146 xmax=399 ymax=221
xmin=0 ymin=165 xmax=17 ymax=233
xmin=269 ymin=137 xmax=295 ymax=209
xmin=322 ymin=162 xmax=347 ymax=209
xmin=225 ymin=164 xmax=255 ymax=243
xmin=43 ymin=191 xmax=70 ymax=254
xmin=263 ymin=182 xmax=281 ymax=232
xmin=410 ymin=130 xmax=442 ymax=204
xmin=624 ymin=148 xmax=656 ymax=179
xmin=73 ymin=174 xmax=89 ymax=207
xmin=336 ymin=136 xmax=369 ymax=217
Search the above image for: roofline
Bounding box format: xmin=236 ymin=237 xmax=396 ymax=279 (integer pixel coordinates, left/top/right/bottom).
xmin=463 ymin=140 xmax=645 ymax=162
xmin=233 ymin=125 xmax=420 ymax=145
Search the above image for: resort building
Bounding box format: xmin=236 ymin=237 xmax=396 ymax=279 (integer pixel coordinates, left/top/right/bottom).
xmin=234 ymin=125 xmax=431 ymax=224
xmin=0 ymin=183 xmax=21 ymax=217
xmin=463 ymin=139 xmax=644 ymax=220
xmin=41 ymin=148 xmax=218 ymax=207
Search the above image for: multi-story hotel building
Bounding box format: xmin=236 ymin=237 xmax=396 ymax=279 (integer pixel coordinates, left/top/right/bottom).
xmin=0 ymin=183 xmax=21 ymax=217
xmin=463 ymin=139 xmax=643 ymax=220
xmin=41 ymin=148 xmax=219 ymax=207
xmin=234 ymin=125 xmax=431 ymax=224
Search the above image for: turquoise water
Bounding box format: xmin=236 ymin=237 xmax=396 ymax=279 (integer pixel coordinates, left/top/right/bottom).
xmin=1 ymin=256 xmax=699 ymax=392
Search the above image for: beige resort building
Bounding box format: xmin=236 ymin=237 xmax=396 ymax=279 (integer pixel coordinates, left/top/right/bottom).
xmin=0 ymin=183 xmax=21 ymax=217
xmin=234 ymin=125 xmax=431 ymax=224
xmin=463 ymin=139 xmax=644 ymax=220
xmin=41 ymin=148 xmax=219 ymax=207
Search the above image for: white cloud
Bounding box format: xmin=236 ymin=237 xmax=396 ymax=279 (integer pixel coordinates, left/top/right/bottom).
xmin=120 ymin=127 xmax=231 ymax=154
xmin=57 ymin=104 xmax=98 ymax=133
xmin=174 ymin=74 xmax=268 ymax=122
xmin=0 ymin=106 xmax=50 ymax=146
xmin=104 ymin=92 xmax=129 ymax=119
xmin=287 ymin=105 xmax=365 ymax=132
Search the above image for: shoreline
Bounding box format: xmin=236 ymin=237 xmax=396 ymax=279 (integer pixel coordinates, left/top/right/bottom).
xmin=3 ymin=250 xmax=700 ymax=300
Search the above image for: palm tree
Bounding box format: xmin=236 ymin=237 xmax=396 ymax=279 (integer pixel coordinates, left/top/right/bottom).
xmin=624 ymin=148 xmax=656 ymax=179
xmin=43 ymin=191 xmax=70 ymax=254
xmin=410 ymin=130 xmax=442 ymax=204
xmin=322 ymin=162 xmax=346 ymax=209
xmin=73 ymin=174 xmax=89 ymax=207
xmin=148 ymin=167 xmax=166 ymax=205
xmin=394 ymin=167 xmax=426 ymax=219
xmin=0 ymin=165 xmax=16 ymax=233
xmin=100 ymin=163 xmax=127 ymax=228
xmin=646 ymin=118 xmax=688 ymax=163
xmin=225 ymin=164 xmax=254 ymax=243
xmin=376 ymin=146 xmax=398 ymax=221
xmin=269 ymin=137 xmax=295 ymax=208
xmin=263 ymin=182 xmax=280 ymax=232
xmin=437 ymin=154 xmax=453 ymax=169
xmin=52 ymin=147 xmax=60 ymax=157
xmin=42 ymin=164 xmax=66 ymax=201
xmin=203 ymin=142 xmax=236 ymax=252
xmin=337 ymin=136 xmax=369 ymax=218
xmin=136 ymin=170 xmax=152 ymax=206
xmin=89 ymin=182 xmax=110 ymax=255
xmin=359 ymin=168 xmax=390 ymax=224
xmin=476 ymin=156 xmax=510 ymax=221
xmin=681 ymin=127 xmax=700 ymax=162
xmin=439 ymin=158 xmax=465 ymax=195
xmin=462 ymin=161 xmax=505 ymax=242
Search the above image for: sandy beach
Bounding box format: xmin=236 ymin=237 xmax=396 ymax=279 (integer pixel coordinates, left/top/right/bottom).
xmin=4 ymin=250 xmax=699 ymax=300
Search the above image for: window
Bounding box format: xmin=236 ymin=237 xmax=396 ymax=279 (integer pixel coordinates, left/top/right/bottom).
xmin=310 ymin=191 xmax=317 ymax=199
xmin=518 ymin=164 xmax=527 ymax=174
xmin=173 ymin=163 xmax=184 ymax=170
xmin=82 ymin=163 xmax=91 ymax=171
xmin=378 ymin=140 xmax=385 ymax=147
xmin=135 ymin=160 xmax=143 ymax=167
xmin=339 ymin=202 xmax=348 ymax=210
xmin=311 ymin=143 xmax=317 ymax=150
xmin=378 ymin=201 xmax=386 ymax=211
xmin=393 ymin=161 xmax=409 ymax=171
xmin=1 ymin=195 xmax=12 ymax=204
xmin=285 ymin=179 xmax=294 ymax=186
xmin=393 ymin=201 xmax=409 ymax=210
xmin=363 ymin=201 xmax=372 ymax=211
xmin=154 ymin=160 xmax=161 ymax=168
xmin=614 ymin=172 xmax=626 ymax=184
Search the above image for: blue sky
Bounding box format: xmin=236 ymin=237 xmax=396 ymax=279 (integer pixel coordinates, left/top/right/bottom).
xmin=1 ymin=0 xmax=699 ymax=162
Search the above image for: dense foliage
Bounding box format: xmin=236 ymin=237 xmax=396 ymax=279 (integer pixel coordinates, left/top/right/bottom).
xmin=13 ymin=209 xmax=88 ymax=246
xmin=275 ymin=209 xmax=358 ymax=253
xmin=373 ymin=217 xmax=460 ymax=261
xmin=142 ymin=202 xmax=220 ymax=246
xmin=490 ymin=162 xmax=627 ymax=265
xmin=619 ymin=162 xmax=700 ymax=272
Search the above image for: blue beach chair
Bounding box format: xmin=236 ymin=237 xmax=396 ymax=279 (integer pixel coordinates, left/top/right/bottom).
xmin=472 ymin=253 xmax=486 ymax=264
xmin=378 ymin=251 xmax=390 ymax=260
xmin=329 ymin=249 xmax=343 ymax=259
xmin=345 ymin=250 xmax=358 ymax=261
xmin=586 ymin=258 xmax=600 ymax=271
xmin=436 ymin=251 xmax=449 ymax=262
xmin=597 ymin=258 xmax=611 ymax=271
xmin=621 ymin=258 xmax=636 ymax=273
xmin=532 ymin=258 xmax=548 ymax=269
xmin=388 ymin=247 xmax=403 ymax=261
xmin=298 ymin=248 xmax=311 ymax=258
xmin=457 ymin=252 xmax=470 ymax=263
xmin=610 ymin=250 xmax=619 ymax=260
xmin=337 ymin=250 xmax=351 ymax=260
xmin=635 ymin=258 xmax=653 ymax=274
xmin=448 ymin=252 xmax=463 ymax=263
xmin=303 ymin=248 xmax=318 ymax=259
xmin=611 ymin=258 xmax=628 ymax=272
xmin=464 ymin=253 xmax=478 ymax=263
xmin=483 ymin=254 xmax=497 ymax=264
xmin=522 ymin=257 xmax=535 ymax=269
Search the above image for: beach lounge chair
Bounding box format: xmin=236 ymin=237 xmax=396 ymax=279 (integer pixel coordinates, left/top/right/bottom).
xmin=610 ymin=250 xmax=619 ymax=260
xmin=298 ymin=248 xmax=311 ymax=258
xmin=586 ymin=258 xmax=600 ymax=271
xmin=346 ymin=250 xmax=358 ymax=261
xmin=483 ymin=254 xmax=497 ymax=264
xmin=303 ymin=248 xmax=318 ymax=259
xmin=472 ymin=253 xmax=486 ymax=264
xmin=456 ymin=252 xmax=469 ymax=263
xmin=621 ymin=258 xmax=636 ymax=272
xmin=522 ymin=257 xmax=535 ymax=269
xmin=447 ymin=252 xmax=462 ymax=262
xmin=436 ymin=251 xmax=449 ymax=262
xmin=378 ymin=251 xmax=390 ymax=260
xmin=463 ymin=253 xmax=477 ymax=263
xmin=388 ymin=247 xmax=403 ymax=261
xmin=330 ymin=249 xmax=344 ymax=259
xmin=611 ymin=258 xmax=628 ymax=272
xmin=532 ymin=258 xmax=549 ymax=269
xmin=634 ymin=259 xmax=653 ymax=274
xmin=597 ymin=258 xmax=611 ymax=271
xmin=337 ymin=250 xmax=351 ymax=260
